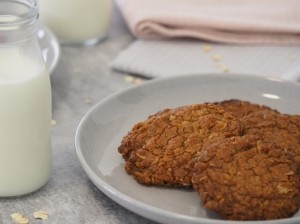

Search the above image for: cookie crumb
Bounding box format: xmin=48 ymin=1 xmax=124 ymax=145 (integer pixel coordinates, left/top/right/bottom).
xmin=33 ymin=210 xmax=48 ymax=220
xmin=125 ymin=75 xmax=135 ymax=83
xmin=212 ymin=54 xmax=222 ymax=62
xmin=125 ymin=75 xmax=144 ymax=85
xmin=221 ymin=66 xmax=230 ymax=73
xmin=216 ymin=64 xmax=230 ymax=73
xmin=84 ymin=98 xmax=92 ymax=104
xmin=202 ymin=45 xmax=213 ymax=53
xmin=51 ymin=119 xmax=57 ymax=127
xmin=132 ymin=78 xmax=144 ymax=85
xmin=11 ymin=213 xmax=29 ymax=224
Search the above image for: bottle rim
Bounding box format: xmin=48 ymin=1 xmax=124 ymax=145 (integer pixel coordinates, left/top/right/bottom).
xmin=0 ymin=0 xmax=38 ymax=28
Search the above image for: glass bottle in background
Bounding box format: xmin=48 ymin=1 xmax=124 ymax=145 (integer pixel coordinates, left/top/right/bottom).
xmin=38 ymin=0 xmax=113 ymax=46
xmin=0 ymin=0 xmax=52 ymax=197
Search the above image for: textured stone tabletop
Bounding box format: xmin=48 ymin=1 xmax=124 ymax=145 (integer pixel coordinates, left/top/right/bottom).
xmin=0 ymin=5 xmax=157 ymax=224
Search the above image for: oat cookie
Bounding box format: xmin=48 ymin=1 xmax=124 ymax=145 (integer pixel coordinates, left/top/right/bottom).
xmin=192 ymin=135 xmax=300 ymax=220
xmin=215 ymin=99 xmax=278 ymax=118
xmin=242 ymin=111 xmax=300 ymax=165
xmin=118 ymin=104 xmax=242 ymax=187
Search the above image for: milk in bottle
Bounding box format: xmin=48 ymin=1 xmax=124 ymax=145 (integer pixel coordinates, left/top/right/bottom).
xmin=0 ymin=0 xmax=52 ymax=197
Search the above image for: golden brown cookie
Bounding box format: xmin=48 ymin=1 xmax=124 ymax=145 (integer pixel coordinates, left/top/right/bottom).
xmin=118 ymin=108 xmax=172 ymax=161
xmin=242 ymin=111 xmax=300 ymax=166
xmin=215 ymin=99 xmax=278 ymax=118
xmin=118 ymin=104 xmax=242 ymax=187
xmin=192 ymin=135 xmax=300 ymax=220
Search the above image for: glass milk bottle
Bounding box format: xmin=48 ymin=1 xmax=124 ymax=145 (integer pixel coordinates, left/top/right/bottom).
xmin=38 ymin=0 xmax=112 ymax=46
xmin=0 ymin=0 xmax=52 ymax=197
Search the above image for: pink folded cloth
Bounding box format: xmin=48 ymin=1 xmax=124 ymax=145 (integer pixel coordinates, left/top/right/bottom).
xmin=117 ymin=0 xmax=300 ymax=44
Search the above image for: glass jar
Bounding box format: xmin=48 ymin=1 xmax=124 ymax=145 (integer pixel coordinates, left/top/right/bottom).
xmin=0 ymin=0 xmax=52 ymax=197
xmin=38 ymin=0 xmax=113 ymax=46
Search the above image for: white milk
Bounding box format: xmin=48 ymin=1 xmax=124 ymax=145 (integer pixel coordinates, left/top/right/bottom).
xmin=0 ymin=48 xmax=52 ymax=197
xmin=39 ymin=0 xmax=112 ymax=44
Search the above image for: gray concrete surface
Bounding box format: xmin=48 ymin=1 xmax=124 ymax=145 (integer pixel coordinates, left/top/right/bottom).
xmin=0 ymin=5 xmax=157 ymax=224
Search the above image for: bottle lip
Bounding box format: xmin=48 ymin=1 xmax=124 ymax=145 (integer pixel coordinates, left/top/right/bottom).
xmin=0 ymin=0 xmax=38 ymax=28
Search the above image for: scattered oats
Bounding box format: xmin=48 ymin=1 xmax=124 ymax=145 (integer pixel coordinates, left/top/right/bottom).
xmin=132 ymin=78 xmax=144 ymax=85
xmin=125 ymin=75 xmax=135 ymax=83
xmin=51 ymin=119 xmax=57 ymax=127
xmin=16 ymin=218 xmax=29 ymax=224
xmin=11 ymin=213 xmax=29 ymax=224
xmin=84 ymin=98 xmax=92 ymax=104
xmin=202 ymin=44 xmax=213 ymax=53
xmin=216 ymin=64 xmax=230 ymax=73
xmin=11 ymin=213 xmax=23 ymax=220
xmin=125 ymin=75 xmax=144 ymax=85
xmin=33 ymin=210 xmax=48 ymax=220
xmin=212 ymin=54 xmax=222 ymax=62
xmin=222 ymin=66 xmax=230 ymax=73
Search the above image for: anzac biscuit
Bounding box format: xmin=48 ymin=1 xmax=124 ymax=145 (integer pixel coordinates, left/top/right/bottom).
xmin=192 ymin=135 xmax=300 ymax=220
xmin=118 ymin=104 xmax=242 ymax=187
xmin=242 ymin=111 xmax=300 ymax=166
xmin=215 ymin=99 xmax=278 ymax=118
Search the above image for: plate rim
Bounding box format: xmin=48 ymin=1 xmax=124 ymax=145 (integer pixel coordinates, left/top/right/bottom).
xmin=75 ymin=73 xmax=300 ymax=224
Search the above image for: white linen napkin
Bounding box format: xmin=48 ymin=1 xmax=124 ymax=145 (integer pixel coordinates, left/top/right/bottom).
xmin=111 ymin=40 xmax=300 ymax=81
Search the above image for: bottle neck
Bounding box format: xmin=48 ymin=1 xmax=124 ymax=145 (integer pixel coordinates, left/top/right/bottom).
xmin=0 ymin=0 xmax=38 ymax=44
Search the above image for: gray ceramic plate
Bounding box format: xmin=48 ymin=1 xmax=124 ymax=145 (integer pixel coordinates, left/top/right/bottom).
xmin=37 ymin=25 xmax=60 ymax=74
xmin=75 ymin=74 xmax=300 ymax=224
